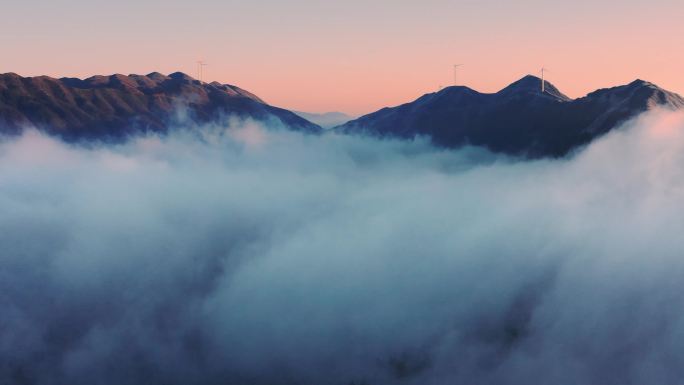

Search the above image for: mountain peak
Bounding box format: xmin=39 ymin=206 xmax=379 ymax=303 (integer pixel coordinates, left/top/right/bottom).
xmin=626 ymin=79 xmax=662 ymax=90
xmin=168 ymin=72 xmax=196 ymax=81
xmin=630 ymin=79 xmax=650 ymax=85
xmin=437 ymin=85 xmax=478 ymax=94
xmin=0 ymin=72 xmax=22 ymax=79
xmin=499 ymin=75 xmax=543 ymax=92
xmin=146 ymin=72 xmax=169 ymax=81
xmin=585 ymin=79 xmax=684 ymax=108
xmin=498 ymin=75 xmax=570 ymax=101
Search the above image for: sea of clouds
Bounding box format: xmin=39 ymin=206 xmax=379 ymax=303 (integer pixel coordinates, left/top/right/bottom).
xmin=2 ymin=110 xmax=684 ymax=385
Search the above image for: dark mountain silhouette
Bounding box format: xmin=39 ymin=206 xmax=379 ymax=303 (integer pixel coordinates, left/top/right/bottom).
xmin=336 ymin=75 xmax=684 ymax=157
xmin=0 ymin=72 xmax=320 ymax=141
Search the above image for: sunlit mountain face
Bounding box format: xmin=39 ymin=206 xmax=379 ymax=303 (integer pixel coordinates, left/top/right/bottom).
xmin=0 ymin=72 xmax=320 ymax=140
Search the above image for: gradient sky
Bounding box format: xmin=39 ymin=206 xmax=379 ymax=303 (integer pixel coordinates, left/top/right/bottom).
xmin=1 ymin=0 xmax=683 ymax=115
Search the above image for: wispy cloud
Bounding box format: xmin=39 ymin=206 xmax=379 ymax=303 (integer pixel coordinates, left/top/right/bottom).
xmin=1 ymin=110 xmax=684 ymax=384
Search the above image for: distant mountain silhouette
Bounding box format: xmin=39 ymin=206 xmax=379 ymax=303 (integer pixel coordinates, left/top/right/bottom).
xmin=293 ymin=111 xmax=354 ymax=129
xmin=0 ymin=72 xmax=320 ymax=141
xmin=336 ymin=75 xmax=684 ymax=157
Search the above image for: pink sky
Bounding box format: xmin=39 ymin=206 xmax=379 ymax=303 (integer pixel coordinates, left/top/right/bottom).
xmin=2 ymin=0 xmax=683 ymax=115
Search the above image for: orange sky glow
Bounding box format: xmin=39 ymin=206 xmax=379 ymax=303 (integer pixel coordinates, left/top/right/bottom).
xmin=2 ymin=0 xmax=683 ymax=116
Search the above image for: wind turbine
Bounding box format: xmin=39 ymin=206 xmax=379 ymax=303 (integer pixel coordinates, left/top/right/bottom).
xmin=540 ymin=67 xmax=548 ymax=93
xmin=453 ymin=64 xmax=463 ymax=86
xmin=196 ymin=60 xmax=208 ymax=82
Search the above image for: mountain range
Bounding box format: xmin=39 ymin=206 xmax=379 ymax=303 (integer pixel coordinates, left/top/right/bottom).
xmin=336 ymin=75 xmax=684 ymax=157
xmin=1 ymin=72 xmax=683 ymax=157
xmin=0 ymin=72 xmax=320 ymax=141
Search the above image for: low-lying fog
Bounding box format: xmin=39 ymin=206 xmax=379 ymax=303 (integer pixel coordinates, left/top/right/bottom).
xmin=2 ymin=111 xmax=684 ymax=385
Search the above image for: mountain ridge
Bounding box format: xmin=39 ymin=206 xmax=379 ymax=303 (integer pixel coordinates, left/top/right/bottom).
xmin=335 ymin=75 xmax=684 ymax=157
xmin=0 ymin=72 xmax=321 ymax=141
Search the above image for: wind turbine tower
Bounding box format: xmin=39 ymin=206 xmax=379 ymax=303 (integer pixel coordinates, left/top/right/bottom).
xmin=196 ymin=60 xmax=208 ymax=82
xmin=541 ymin=67 xmax=547 ymax=93
xmin=453 ymin=64 xmax=463 ymax=86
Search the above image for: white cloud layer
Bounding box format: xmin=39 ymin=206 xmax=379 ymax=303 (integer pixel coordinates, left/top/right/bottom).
xmin=2 ymin=110 xmax=684 ymax=385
